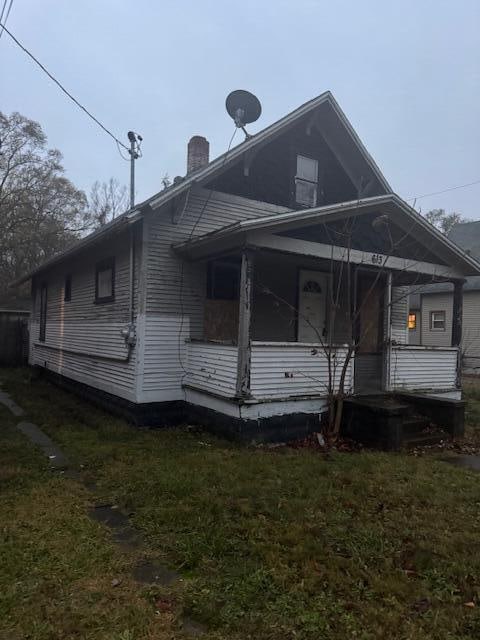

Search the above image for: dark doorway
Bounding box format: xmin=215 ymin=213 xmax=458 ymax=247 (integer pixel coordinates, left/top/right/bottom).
xmin=354 ymin=271 xmax=384 ymax=394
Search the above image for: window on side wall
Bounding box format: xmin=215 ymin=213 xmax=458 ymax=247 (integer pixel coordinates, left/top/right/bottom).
xmin=408 ymin=313 xmax=417 ymax=330
xmin=295 ymin=155 xmax=318 ymax=207
xmin=95 ymin=258 xmax=115 ymax=303
xmin=64 ymin=274 xmax=72 ymax=302
xmin=430 ymin=310 xmax=445 ymax=331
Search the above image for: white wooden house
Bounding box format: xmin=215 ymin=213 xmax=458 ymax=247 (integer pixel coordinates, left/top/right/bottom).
xmin=13 ymin=92 xmax=480 ymax=443
xmin=408 ymin=221 xmax=480 ymax=374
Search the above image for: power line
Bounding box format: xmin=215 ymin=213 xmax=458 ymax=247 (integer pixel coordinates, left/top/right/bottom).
xmin=408 ymin=179 xmax=480 ymax=202
xmin=0 ymin=21 xmax=129 ymax=151
xmin=0 ymin=0 xmax=13 ymax=39
xmin=0 ymin=0 xmax=8 ymax=24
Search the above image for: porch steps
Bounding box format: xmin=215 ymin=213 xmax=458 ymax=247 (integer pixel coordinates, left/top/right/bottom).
xmin=342 ymin=394 xmax=461 ymax=451
xmin=404 ymin=431 xmax=450 ymax=449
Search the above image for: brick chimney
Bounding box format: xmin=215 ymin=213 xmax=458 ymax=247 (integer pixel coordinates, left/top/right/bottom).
xmin=187 ymin=136 xmax=209 ymax=174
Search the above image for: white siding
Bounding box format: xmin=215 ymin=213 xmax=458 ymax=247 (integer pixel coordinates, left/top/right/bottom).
xmin=390 ymin=345 xmax=458 ymax=391
xmin=142 ymin=187 xmax=289 ymax=400
xmin=420 ymin=290 xmax=480 ymax=373
xmin=29 ymin=230 xmax=141 ymax=401
xmin=463 ymin=292 xmax=480 ymax=372
xmin=184 ymin=341 xmax=238 ymax=398
xmin=250 ymin=342 xmax=354 ymax=400
xmin=391 ymin=286 xmax=408 ymax=344
xmin=420 ymin=292 xmax=453 ymax=348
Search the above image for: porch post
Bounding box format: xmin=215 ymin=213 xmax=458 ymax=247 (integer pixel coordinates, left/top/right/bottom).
xmin=383 ymin=271 xmax=393 ymax=391
xmin=236 ymin=249 xmax=254 ymax=398
xmin=451 ymin=279 xmax=464 ymax=348
xmin=452 ymin=279 xmax=464 ymax=388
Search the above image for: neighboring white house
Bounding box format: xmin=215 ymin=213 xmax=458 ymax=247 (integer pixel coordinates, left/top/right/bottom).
xmin=409 ymin=221 xmax=480 ymax=373
xmin=12 ymin=91 xmax=480 ymax=441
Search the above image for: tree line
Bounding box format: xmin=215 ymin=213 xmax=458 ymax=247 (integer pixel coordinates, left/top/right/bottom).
xmin=0 ymin=111 xmax=128 ymax=306
xmin=0 ymin=109 xmax=466 ymax=307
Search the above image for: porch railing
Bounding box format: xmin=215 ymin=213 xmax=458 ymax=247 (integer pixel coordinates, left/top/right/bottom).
xmin=184 ymin=340 xmax=238 ymax=398
xmin=250 ymin=342 xmax=354 ymax=400
xmin=389 ymin=345 xmax=458 ymax=392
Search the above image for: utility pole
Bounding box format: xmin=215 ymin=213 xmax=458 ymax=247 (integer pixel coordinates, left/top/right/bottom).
xmin=127 ymin=131 xmax=142 ymax=209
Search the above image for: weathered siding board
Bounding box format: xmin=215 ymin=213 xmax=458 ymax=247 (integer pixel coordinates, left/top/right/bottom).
xmin=142 ymin=188 xmax=290 ymax=398
xmin=390 ymin=346 xmax=458 ymax=390
xmin=29 ymin=229 xmax=141 ymax=401
xmin=462 ymin=292 xmax=480 ymax=372
xmin=184 ymin=341 xmax=238 ymax=397
xmin=250 ymin=343 xmax=353 ymax=400
xmin=391 ymin=286 xmax=408 ymax=344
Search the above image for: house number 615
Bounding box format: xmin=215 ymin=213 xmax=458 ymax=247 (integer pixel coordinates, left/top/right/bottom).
xmin=371 ymin=254 xmax=384 ymax=265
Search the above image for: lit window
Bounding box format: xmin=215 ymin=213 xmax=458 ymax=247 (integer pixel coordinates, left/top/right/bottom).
xmin=430 ymin=310 xmax=445 ymax=331
xmin=295 ymin=155 xmax=318 ymax=207
xmin=95 ymin=258 xmax=115 ymax=303
xmin=408 ymin=313 xmax=416 ymax=330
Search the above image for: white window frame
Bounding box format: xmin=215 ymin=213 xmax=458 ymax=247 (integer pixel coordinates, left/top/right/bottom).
xmin=295 ymin=155 xmax=318 ymax=207
xmin=430 ymin=310 xmax=446 ymax=331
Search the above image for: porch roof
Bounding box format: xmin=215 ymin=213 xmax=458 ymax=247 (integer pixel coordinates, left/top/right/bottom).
xmin=173 ymin=194 xmax=480 ymax=278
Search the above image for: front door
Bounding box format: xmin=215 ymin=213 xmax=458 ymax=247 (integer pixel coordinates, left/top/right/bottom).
xmin=297 ymin=270 xmax=328 ymax=343
xmin=355 ymin=271 xmax=384 ymax=393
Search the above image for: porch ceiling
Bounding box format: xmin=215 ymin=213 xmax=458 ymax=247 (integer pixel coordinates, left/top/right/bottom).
xmin=173 ymin=194 xmax=480 ymax=279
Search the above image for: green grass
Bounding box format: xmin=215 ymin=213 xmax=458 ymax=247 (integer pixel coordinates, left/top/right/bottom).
xmin=1 ymin=368 xmax=480 ymax=639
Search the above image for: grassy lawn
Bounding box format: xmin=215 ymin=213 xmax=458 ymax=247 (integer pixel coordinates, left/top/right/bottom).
xmin=1 ymin=369 xmax=480 ymax=639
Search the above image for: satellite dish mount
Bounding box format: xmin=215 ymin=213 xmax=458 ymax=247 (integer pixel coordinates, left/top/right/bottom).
xmin=226 ymin=90 xmax=262 ymax=139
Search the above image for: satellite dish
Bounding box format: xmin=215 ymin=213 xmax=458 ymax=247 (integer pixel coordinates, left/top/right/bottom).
xmin=226 ymin=90 xmax=262 ymax=136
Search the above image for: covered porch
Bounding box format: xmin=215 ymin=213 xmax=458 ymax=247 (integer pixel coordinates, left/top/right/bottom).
xmin=175 ymin=196 xmax=474 ymax=416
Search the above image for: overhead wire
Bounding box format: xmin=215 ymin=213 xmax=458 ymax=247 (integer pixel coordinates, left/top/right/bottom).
xmin=0 ymin=21 xmax=130 ymax=151
xmin=407 ymin=179 xmax=480 ymax=202
xmin=0 ymin=0 xmax=13 ymax=39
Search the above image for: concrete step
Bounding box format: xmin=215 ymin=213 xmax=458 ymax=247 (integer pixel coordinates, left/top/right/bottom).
xmin=402 ymin=417 xmax=430 ymax=435
xmin=404 ymin=431 xmax=450 ymax=448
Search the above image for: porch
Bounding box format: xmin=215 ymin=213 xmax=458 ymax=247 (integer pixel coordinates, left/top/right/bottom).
xmin=173 ymin=195 xmax=475 ymax=442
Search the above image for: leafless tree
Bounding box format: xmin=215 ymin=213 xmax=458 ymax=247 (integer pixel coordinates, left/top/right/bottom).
xmin=88 ymin=178 xmax=128 ymax=227
xmin=0 ymin=111 xmax=88 ymax=304
xmin=257 ymin=213 xmax=442 ymax=445
xmin=424 ymin=208 xmax=464 ymax=235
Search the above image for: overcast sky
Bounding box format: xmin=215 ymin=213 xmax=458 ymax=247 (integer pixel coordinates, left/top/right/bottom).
xmin=2 ymin=0 xmax=480 ymax=218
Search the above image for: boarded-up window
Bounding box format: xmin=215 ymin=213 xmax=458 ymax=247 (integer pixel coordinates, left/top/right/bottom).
xmin=39 ymin=284 xmax=47 ymax=342
xmin=95 ymin=258 xmax=115 ymax=303
xmin=408 ymin=313 xmax=416 ymax=330
xmin=205 ymin=260 xmax=240 ymax=342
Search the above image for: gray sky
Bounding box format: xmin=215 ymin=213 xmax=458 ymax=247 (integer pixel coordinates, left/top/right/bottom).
xmin=2 ymin=0 xmax=480 ymax=218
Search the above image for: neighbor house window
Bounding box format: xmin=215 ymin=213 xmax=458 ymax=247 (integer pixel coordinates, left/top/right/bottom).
xmin=95 ymin=258 xmax=115 ymax=303
xmin=408 ymin=313 xmax=417 ymax=330
xmin=430 ymin=310 xmax=445 ymax=331
xmin=207 ymin=260 xmax=240 ymax=300
xmin=295 ymin=155 xmax=318 ymax=207
xmin=64 ymin=274 xmax=72 ymax=302
xmin=39 ymin=283 xmax=47 ymax=342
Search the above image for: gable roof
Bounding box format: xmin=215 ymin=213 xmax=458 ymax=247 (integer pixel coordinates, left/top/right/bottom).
xmin=417 ymin=220 xmax=480 ymax=294
xmin=144 ymin=90 xmax=392 ymax=212
xmin=174 ymin=194 xmax=480 ymax=277
xmin=449 ymin=220 xmax=480 ymax=256
xmin=12 ymin=91 xmax=391 ymax=285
